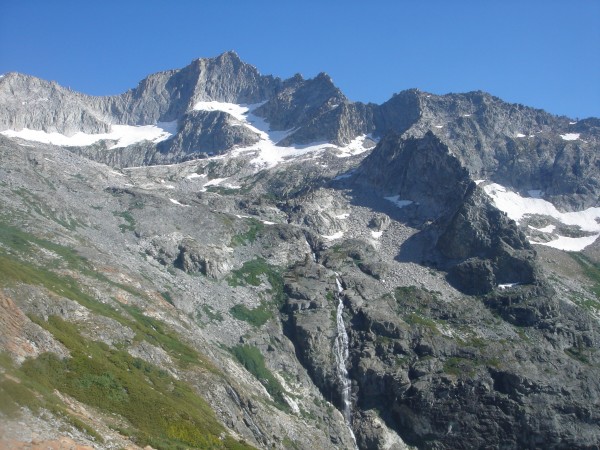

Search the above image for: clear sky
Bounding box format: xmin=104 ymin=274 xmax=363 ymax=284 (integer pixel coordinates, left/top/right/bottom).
xmin=1 ymin=0 xmax=598 ymax=119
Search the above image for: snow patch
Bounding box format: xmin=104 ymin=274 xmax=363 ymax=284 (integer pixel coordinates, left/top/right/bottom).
xmin=1 ymin=121 xmax=178 ymax=149
xmin=169 ymin=199 xmax=189 ymax=207
xmin=371 ymin=230 xmax=383 ymax=239
xmin=434 ymin=125 xmax=444 ymax=129
xmin=335 ymin=134 xmax=377 ymax=158
xmin=569 ymin=121 xmax=577 ymax=125
xmin=336 ymin=213 xmax=350 ymax=219
xmin=516 ymin=133 xmax=526 ymax=138
xmin=323 ymin=231 xmax=344 ymax=241
xmin=498 ymin=283 xmax=519 ymax=290
xmin=484 ymin=183 xmax=600 ymax=250
xmin=191 ymin=100 xmax=377 ymax=168
xmin=384 ymin=196 xmax=413 ymax=208
xmin=560 ymin=133 xmax=580 ymax=141
xmin=533 ymin=234 xmax=600 ymax=252
xmin=185 ymin=173 xmax=206 ymax=179
xmin=474 ymin=179 xmax=485 ymax=185
xmin=192 ymin=101 xmax=254 ymax=122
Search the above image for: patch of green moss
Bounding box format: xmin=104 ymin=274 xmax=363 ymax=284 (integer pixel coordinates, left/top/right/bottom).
xmin=160 ymin=291 xmax=174 ymax=306
xmin=201 ymin=305 xmax=224 ymax=322
xmin=228 ymin=258 xmax=285 ymax=306
xmin=0 ymin=245 xmax=204 ymax=370
xmin=11 ymin=188 xmax=82 ymax=231
xmin=443 ymin=357 xmax=475 ymax=377
xmin=21 ymin=316 xmax=253 ymax=449
xmin=230 ymin=344 xmax=289 ymax=412
xmin=113 ymin=210 xmax=136 ymax=232
xmin=230 ymin=303 xmax=272 ymax=327
xmin=229 ymin=219 xmax=264 ymax=247
xmin=570 ymin=253 xmax=600 ymax=298
xmin=403 ymin=313 xmax=439 ymax=333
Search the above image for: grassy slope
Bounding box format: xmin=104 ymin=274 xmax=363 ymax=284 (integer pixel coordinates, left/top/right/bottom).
xmin=0 ymin=221 xmax=255 ymax=449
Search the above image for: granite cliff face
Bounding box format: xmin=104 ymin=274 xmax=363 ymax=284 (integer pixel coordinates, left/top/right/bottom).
xmin=1 ymin=54 xmax=600 ymax=450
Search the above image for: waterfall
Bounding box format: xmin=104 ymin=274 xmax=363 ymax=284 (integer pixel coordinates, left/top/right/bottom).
xmin=333 ymin=276 xmax=353 ymax=424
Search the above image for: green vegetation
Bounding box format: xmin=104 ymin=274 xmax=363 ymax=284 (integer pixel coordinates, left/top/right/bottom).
xmin=0 ymin=223 xmax=206 ymax=370
xmin=393 ymin=286 xmax=444 ymax=333
xmin=201 ymin=305 xmax=224 ymax=322
xmin=229 ymin=219 xmax=264 ymax=247
xmin=230 ymin=345 xmax=289 ymax=412
xmin=570 ymin=253 xmax=600 ymax=299
xmin=403 ymin=313 xmax=439 ymax=332
xmin=565 ymin=346 xmax=590 ymax=364
xmin=113 ymin=210 xmax=136 ymax=232
xmin=227 ymin=258 xmax=286 ymax=327
xmin=160 ymin=290 xmax=175 ymax=306
xmin=443 ymin=357 xmax=476 ymax=377
xmin=228 ymin=259 xmax=285 ymax=304
xmin=11 ymin=188 xmax=82 ymax=231
xmin=230 ymin=303 xmax=272 ymax=327
xmin=205 ymin=186 xmax=241 ymax=196
xmin=0 ymin=317 xmax=254 ymax=450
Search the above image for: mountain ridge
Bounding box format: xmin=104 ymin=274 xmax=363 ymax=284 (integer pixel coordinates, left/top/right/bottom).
xmin=1 ymin=52 xmax=600 ymax=450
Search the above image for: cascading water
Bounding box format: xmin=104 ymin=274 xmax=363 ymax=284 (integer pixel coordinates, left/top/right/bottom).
xmin=333 ymin=276 xmax=358 ymax=448
xmin=333 ymin=277 xmax=352 ymax=422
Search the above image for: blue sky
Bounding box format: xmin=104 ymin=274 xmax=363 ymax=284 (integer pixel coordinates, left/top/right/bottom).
xmin=1 ymin=1 xmax=598 ymax=119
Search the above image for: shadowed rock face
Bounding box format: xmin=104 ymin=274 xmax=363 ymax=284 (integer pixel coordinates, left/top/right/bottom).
xmin=158 ymin=110 xmax=261 ymax=158
xmin=354 ymin=131 xmax=538 ymax=295
xmin=356 ymin=132 xmax=473 ymax=218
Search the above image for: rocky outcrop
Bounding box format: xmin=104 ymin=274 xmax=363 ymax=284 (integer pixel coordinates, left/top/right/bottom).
xmin=356 ymin=132 xmax=473 ymax=219
xmin=436 ymin=187 xmax=538 ymax=294
xmin=0 ymin=73 xmax=112 ymax=135
xmin=158 ymin=110 xmax=260 ymax=157
xmin=174 ymin=239 xmax=230 ymax=278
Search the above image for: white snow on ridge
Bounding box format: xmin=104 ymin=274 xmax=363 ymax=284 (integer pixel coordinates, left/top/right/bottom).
xmin=323 ymin=231 xmax=344 ymax=241
xmin=194 ymin=101 xmax=378 ymax=167
xmin=560 ymin=133 xmax=580 ymax=141
xmin=1 ymin=121 xmax=178 ymax=149
xmin=193 ymin=101 xmax=258 ymax=122
xmin=498 ymin=283 xmax=519 ymax=290
xmin=483 ymin=182 xmax=600 ymax=250
xmin=534 ymin=234 xmax=600 ymax=252
xmin=169 ymin=198 xmax=189 ymax=207
xmin=185 ymin=173 xmax=206 ymax=180
xmin=371 ymin=230 xmax=383 ymax=239
xmin=336 ymin=135 xmax=378 ymax=158
xmin=483 ymin=183 xmax=600 ymax=232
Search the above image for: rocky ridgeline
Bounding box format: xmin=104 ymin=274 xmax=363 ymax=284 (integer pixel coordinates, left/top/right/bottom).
xmin=3 ymin=52 xmax=599 ymax=208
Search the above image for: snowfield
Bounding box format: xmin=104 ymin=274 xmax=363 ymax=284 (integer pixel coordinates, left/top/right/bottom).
xmin=483 ymin=183 xmax=600 ymax=251
xmin=2 ymin=100 xmax=377 ymax=169
xmin=1 ymin=122 xmax=178 ymax=149
xmin=560 ymin=133 xmax=580 ymax=141
xmin=193 ymin=101 xmax=375 ymax=167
